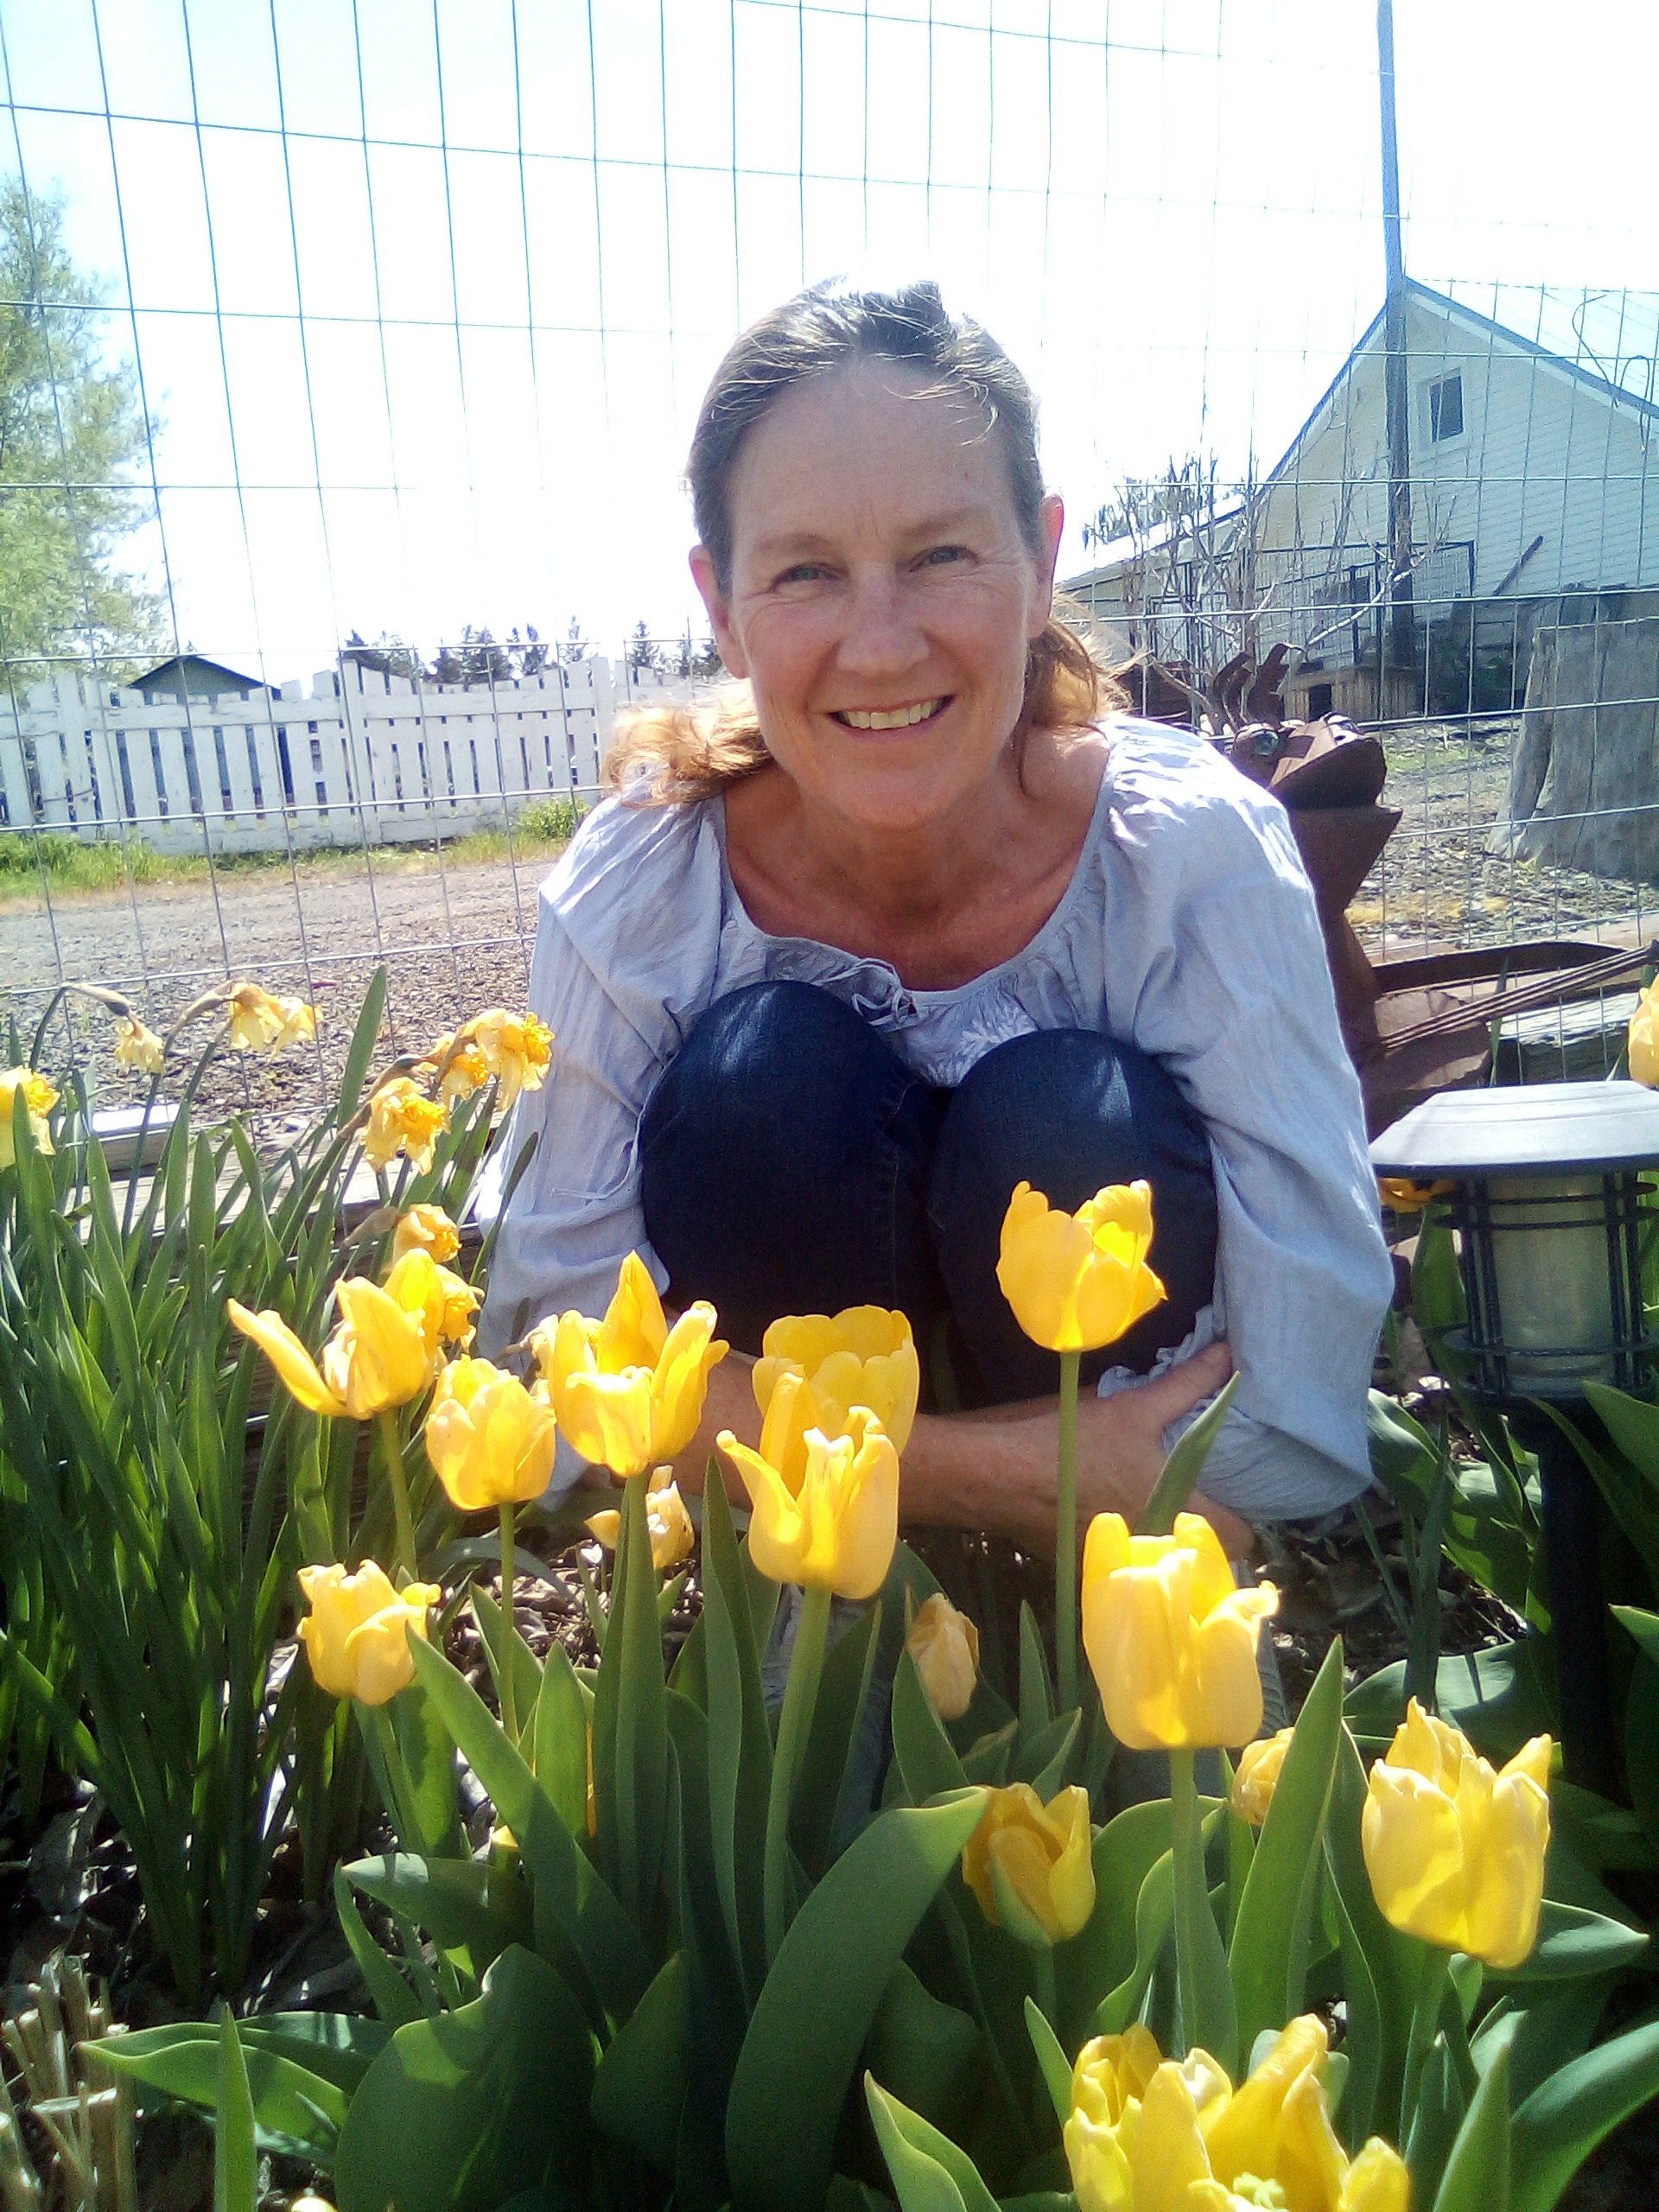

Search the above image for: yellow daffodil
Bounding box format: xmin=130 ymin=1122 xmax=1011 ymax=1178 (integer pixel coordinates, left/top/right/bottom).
xmin=718 ymin=1389 xmax=899 ymax=1599
xmin=425 ymin=1357 xmax=558 ymax=1511
xmin=226 ymin=982 xmax=285 ymax=1052
xmin=1231 ymin=1727 xmax=1295 ymax=1827
xmin=1629 ymin=980 xmax=1659 ymax=1088
xmin=462 ymin=1007 xmax=552 ymax=1110
xmin=1081 ymin=1511 xmax=1280 ymax=1751
xmin=750 ymin=1306 xmax=920 ymax=1485
xmin=1376 ymin=1177 xmax=1454 ymax=1214
xmin=962 ymin=1782 xmax=1095 ymax=1947
xmin=533 ymin=1251 xmax=726 ymax=1479
xmin=587 ymin=1469 xmax=696 ymax=1572
xmin=363 ymin=1076 xmax=447 ymax=1175
xmin=423 ymin=1031 xmax=492 ymax=1113
xmin=0 ymin=1067 xmax=58 ymax=1166
xmin=996 ymin=1179 xmax=1167 ymax=1353
xmin=230 ymin=1252 xmax=444 ymax=1421
xmin=297 ymin=1561 xmax=439 ymax=1705
xmin=111 ymin=1014 xmax=165 ymax=1075
xmin=1064 ymin=2016 xmax=1410 ymax=2212
xmin=1361 ymin=1698 xmax=1552 ymax=1969
xmin=271 ymin=995 xmax=319 ymax=1051
xmin=906 ymin=1592 xmax=980 ymax=1720
xmin=392 ymin=1203 xmax=461 ymax=1263
xmin=434 ymin=1263 xmax=480 ymax=1348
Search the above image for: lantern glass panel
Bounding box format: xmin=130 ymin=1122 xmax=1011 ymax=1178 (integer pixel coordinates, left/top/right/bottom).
xmin=1484 ymin=1174 xmax=1627 ymax=1390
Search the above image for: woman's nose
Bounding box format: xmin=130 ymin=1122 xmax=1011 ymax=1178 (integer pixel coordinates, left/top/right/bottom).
xmin=836 ymin=569 xmax=928 ymax=676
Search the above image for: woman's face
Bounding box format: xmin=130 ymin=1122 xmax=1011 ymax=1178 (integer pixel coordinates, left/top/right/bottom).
xmin=691 ymin=359 xmax=1064 ymax=836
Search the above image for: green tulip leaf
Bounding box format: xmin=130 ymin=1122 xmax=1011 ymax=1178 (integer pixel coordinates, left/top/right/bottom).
xmin=334 ymin=1867 xmax=424 ymax=2026
xmin=793 ymin=1598 xmax=881 ymax=1877
xmin=334 ymin=1945 xmax=595 ymax=2212
xmin=1094 ymin=1847 xmax=1175 ymax=2037
xmin=700 ymin=1460 xmax=774 ymax=2004
xmin=1012 ymin=1710 xmax=1080 ymax=1799
xmin=1018 ymin=1604 xmax=1054 ymax=1738
xmin=533 ymin=1639 xmax=594 ymax=1842
xmin=893 ymin=1644 xmax=970 ymax=1805
xmin=1135 ymin=1372 xmax=1240 ymax=1535
xmin=1322 ymin=1726 xmax=1417 ymax=2139
xmin=1405 ymin=2036 xmax=1468 ymax=2210
xmin=1230 ymin=1637 xmax=1344 ymax=2056
xmin=1583 ymin=1382 xmax=1659 ymax=1490
xmin=1484 ymin=1899 xmax=1649 ymax=1983
xmin=87 ymin=2031 xmax=346 ymax=2164
xmin=344 ymin=1852 xmax=524 ymax=1970
xmin=1023 ymin=1998 xmax=1072 ymax=2128
xmin=214 ymin=2012 xmax=257 ymax=2212
xmin=865 ymin=1962 xmax=982 ymax=2136
xmin=1509 ymin=2017 xmax=1659 ymax=2212
xmin=470 ymin=1580 xmax=545 ymax=1751
xmin=1471 ymin=1984 xmax=1609 ymax=2113
xmin=591 ymin=1948 xmax=691 ymax=2174
xmin=865 ymin=2076 xmax=1000 ymax=2212
xmin=1432 ymin=2016 xmax=1512 ymax=2212
xmin=961 ymin=1720 xmax=1018 ymax=1788
xmin=1612 ymin=1604 xmax=1659 ymax=1663
xmin=591 ymin=1469 xmax=669 ymax=1925
xmin=1058 ymin=1798 xmax=1217 ymax=2043
xmin=727 ymin=1789 xmax=988 ymax=2212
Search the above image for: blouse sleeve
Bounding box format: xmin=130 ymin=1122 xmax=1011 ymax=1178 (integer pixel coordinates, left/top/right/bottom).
xmin=1102 ymin=740 xmax=1395 ymax=1519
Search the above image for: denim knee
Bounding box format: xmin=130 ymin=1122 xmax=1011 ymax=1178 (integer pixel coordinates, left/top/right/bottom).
xmin=639 ymin=982 xmax=944 ymax=1354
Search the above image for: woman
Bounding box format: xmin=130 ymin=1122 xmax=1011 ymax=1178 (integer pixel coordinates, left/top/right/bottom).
xmin=478 ymin=281 xmax=1393 ymax=1560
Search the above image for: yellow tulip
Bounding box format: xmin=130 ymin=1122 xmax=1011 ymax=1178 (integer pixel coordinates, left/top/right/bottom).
xmin=961 ymin=1782 xmax=1095 ymax=1946
xmin=533 ymin=1252 xmax=726 ymax=1479
xmin=719 ymin=1394 xmax=899 ymax=1600
xmin=1629 ymin=980 xmax=1659 ymax=1088
xmin=1064 ymin=2016 xmax=1410 ymax=2212
xmin=230 ymin=1255 xmax=441 ymax=1421
xmin=751 ymin=1306 xmax=920 ymax=1477
xmin=425 ymin=1357 xmax=559 ymax=1511
xmin=996 ymin=1180 xmax=1167 ymax=1353
xmin=1081 ymin=1511 xmax=1280 ymax=1751
xmin=1231 ymin=1727 xmax=1295 ymax=1827
xmin=1361 ymin=1698 xmax=1552 ymax=1969
xmin=0 ymin=1067 xmax=57 ymax=1166
xmin=363 ymin=1076 xmax=447 ymax=1174
xmin=906 ymin=1592 xmax=980 ymax=1720
xmin=462 ymin=1007 xmax=552 ymax=1110
xmin=296 ymin=1561 xmax=440 ymax=1705
xmin=111 ymin=1014 xmax=165 ymax=1074
xmin=587 ymin=1471 xmax=696 ymax=1572
xmin=392 ymin=1204 xmax=461 ymax=1263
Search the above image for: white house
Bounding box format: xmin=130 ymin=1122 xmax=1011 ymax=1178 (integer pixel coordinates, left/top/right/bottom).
xmin=1065 ymin=281 xmax=1659 ymax=720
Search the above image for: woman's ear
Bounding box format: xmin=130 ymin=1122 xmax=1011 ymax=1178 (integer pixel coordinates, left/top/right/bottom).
xmin=1031 ymin=493 xmax=1065 ymax=633
xmin=690 ymin=545 xmax=747 ymax=678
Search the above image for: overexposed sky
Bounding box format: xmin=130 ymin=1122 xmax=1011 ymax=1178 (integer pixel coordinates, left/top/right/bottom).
xmin=2 ymin=0 xmax=1655 ymax=683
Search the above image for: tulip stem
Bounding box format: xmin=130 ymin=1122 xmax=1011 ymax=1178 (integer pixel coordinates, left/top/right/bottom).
xmin=377 ymin=1411 xmax=417 ymax=1582
xmin=497 ymin=1501 xmax=518 ymax=1745
xmin=1402 ymin=1940 xmax=1453 ymax=2140
xmin=1029 ymin=1944 xmax=1058 ymax=2041
xmin=1056 ymin=1350 xmax=1081 ymax=1713
xmin=1170 ymin=1747 xmax=1236 ymax=2072
xmin=361 ymin=1700 xmax=420 ymax=1850
xmin=764 ymin=1583 xmax=832 ymax=1966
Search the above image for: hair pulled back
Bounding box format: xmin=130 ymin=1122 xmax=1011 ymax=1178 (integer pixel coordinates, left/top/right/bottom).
xmin=607 ymin=278 xmax=1120 ymax=803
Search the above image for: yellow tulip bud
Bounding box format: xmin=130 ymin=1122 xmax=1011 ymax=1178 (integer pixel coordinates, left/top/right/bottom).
xmin=392 ymin=1203 xmax=461 ymax=1263
xmin=461 ymin=1007 xmax=552 ymax=1110
xmin=719 ymin=1402 xmax=899 ymax=1600
xmin=297 ymin=1561 xmax=440 ymax=1705
xmin=533 ymin=1253 xmax=726 ymax=1479
xmin=752 ymin=1306 xmax=920 ymax=1478
xmin=906 ymin=1592 xmax=980 ymax=1720
xmin=1361 ymin=1698 xmax=1552 ymax=1969
xmin=111 ymin=1014 xmax=165 ymax=1075
xmin=425 ymin=1357 xmax=558 ymax=1511
xmin=363 ymin=1076 xmax=447 ymax=1174
xmin=1629 ymin=981 xmax=1659 ymax=1089
xmin=996 ymin=1179 xmax=1167 ymax=1353
xmin=961 ymin=1782 xmax=1095 ymax=1947
xmin=587 ymin=1471 xmax=696 ymax=1572
xmin=1081 ymin=1511 xmax=1280 ymax=1751
xmin=1231 ymin=1727 xmax=1295 ymax=1827
xmin=0 ymin=1067 xmax=58 ymax=1167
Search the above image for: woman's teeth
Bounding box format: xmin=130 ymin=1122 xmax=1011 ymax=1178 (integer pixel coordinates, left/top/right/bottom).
xmin=836 ymin=699 xmax=944 ymax=730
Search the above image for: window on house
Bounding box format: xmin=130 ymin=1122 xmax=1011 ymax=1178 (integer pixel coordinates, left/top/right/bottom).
xmin=1428 ymin=372 xmax=1464 ymax=442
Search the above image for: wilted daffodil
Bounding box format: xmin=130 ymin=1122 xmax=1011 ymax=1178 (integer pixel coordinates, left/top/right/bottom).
xmin=962 ymin=1782 xmax=1094 ymax=1947
xmin=425 ymin=1357 xmax=559 ymax=1511
xmin=464 ymin=1007 xmax=552 ymax=1110
xmin=1082 ymin=1511 xmax=1280 ymax=1751
xmin=229 ymin=1249 xmax=447 ymax=1421
xmin=1231 ymin=1726 xmax=1295 ymax=1827
xmin=588 ymin=1470 xmax=696 ymax=1573
xmin=907 ymin=1592 xmax=980 ymax=1721
xmin=719 ymin=1388 xmax=899 ymax=1600
xmin=997 ymin=1179 xmax=1166 ymax=1352
xmin=534 ymin=1252 xmax=726 ymax=1480
xmin=1362 ymin=1698 xmax=1552 ymax=1969
xmin=363 ymin=1076 xmax=447 ymax=1175
xmin=225 ymin=982 xmax=318 ymax=1054
xmin=1065 ymin=2014 xmax=1409 ymax=2212
xmin=296 ymin=1561 xmax=440 ymax=1705
xmin=111 ymin=1013 xmax=165 ymax=1074
xmin=393 ymin=1203 xmax=461 ymax=1263
xmin=0 ymin=1067 xmax=57 ymax=1166
xmin=751 ymin=1306 xmax=920 ymax=1481
xmin=1629 ymin=980 xmax=1659 ymax=1088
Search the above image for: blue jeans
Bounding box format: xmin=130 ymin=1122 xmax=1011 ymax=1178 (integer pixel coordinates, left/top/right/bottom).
xmin=639 ymin=981 xmax=1218 ymax=1402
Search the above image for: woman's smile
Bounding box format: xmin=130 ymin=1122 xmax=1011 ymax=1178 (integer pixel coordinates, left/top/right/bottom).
xmin=829 ymin=697 xmax=950 ymax=731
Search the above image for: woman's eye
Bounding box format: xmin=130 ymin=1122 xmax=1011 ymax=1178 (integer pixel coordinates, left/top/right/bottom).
xmin=775 ymin=563 xmax=830 ymax=586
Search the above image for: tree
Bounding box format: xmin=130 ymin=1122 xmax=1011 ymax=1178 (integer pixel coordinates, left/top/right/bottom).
xmin=0 ymin=179 xmax=162 ymax=691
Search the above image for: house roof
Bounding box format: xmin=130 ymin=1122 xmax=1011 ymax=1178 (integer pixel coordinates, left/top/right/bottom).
xmin=132 ymin=652 xmax=270 ymax=700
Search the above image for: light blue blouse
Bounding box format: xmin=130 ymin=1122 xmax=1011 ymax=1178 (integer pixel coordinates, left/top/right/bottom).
xmin=475 ymin=717 xmax=1394 ymax=1519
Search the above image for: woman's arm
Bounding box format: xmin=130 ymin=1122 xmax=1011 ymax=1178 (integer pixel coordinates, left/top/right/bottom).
xmin=668 ymin=1336 xmax=1247 ymax=1557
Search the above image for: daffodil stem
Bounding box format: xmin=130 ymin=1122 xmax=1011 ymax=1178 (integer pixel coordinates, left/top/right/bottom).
xmin=497 ymin=1501 xmax=518 ymax=1745
xmin=376 ymin=1411 xmax=417 ymax=1582
xmin=1402 ymin=1940 xmax=1453 ymax=2140
xmin=1056 ymin=1349 xmax=1081 ymax=1713
xmin=764 ymin=1583 xmax=832 ymax=1967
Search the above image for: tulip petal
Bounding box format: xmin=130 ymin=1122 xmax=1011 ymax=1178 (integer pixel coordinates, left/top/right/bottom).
xmin=1129 ymin=2063 xmax=1215 ymax=2212
xmin=228 ymin=1300 xmax=348 ymax=1417
xmin=720 ymin=1432 xmax=809 ymax=1584
xmin=651 ymin=1300 xmax=727 ymax=1459
xmin=1361 ymin=1764 xmax=1468 ymax=1948
xmin=598 ymin=1250 xmax=668 ymax=1371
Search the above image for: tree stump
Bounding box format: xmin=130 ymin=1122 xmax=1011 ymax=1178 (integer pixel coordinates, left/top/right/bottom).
xmin=1491 ymin=616 xmax=1659 ymax=883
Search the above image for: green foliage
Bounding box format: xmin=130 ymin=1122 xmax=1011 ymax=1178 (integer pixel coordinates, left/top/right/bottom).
xmin=516 ymin=794 xmax=587 ymax=842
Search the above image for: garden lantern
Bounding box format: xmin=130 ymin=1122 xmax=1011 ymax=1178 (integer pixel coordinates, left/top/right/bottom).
xmin=1371 ymin=1079 xmax=1659 ymax=1791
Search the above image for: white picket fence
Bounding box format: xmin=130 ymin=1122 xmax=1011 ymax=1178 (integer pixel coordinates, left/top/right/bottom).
xmin=0 ymin=656 xmax=706 ymax=855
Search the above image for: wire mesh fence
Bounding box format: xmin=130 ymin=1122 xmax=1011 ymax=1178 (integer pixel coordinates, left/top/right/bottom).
xmin=3 ymin=1 xmax=1658 ymax=1118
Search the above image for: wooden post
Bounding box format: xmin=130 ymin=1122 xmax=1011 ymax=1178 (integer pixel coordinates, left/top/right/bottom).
xmin=1377 ymin=0 xmax=1414 ymax=695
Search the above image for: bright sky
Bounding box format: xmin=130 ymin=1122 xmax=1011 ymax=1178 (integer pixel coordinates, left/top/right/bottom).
xmin=2 ymin=0 xmax=1655 ymax=684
